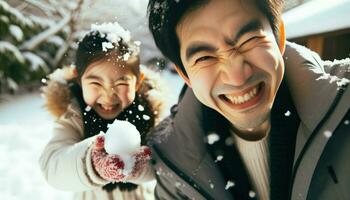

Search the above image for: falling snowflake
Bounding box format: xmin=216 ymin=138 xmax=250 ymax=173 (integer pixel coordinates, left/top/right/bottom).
xmin=284 ymin=110 xmax=291 ymax=117
xmin=210 ymin=183 xmax=214 ymax=189
xmin=207 ymin=133 xmax=220 ymax=145
xmin=324 ymin=130 xmax=333 ymax=138
xmin=225 ymin=181 xmax=235 ymax=190
xmin=143 ymin=115 xmax=150 ymax=120
xmin=249 ymin=190 xmax=256 ymax=198
xmin=175 ymin=181 xmax=181 ymax=187
xmin=215 ymin=155 xmax=224 ymax=162
xmin=128 ymin=110 xmax=132 ymax=114
xmin=138 ymin=105 xmax=144 ymax=111
xmin=344 ymin=120 xmax=349 ymax=125
xmin=85 ymin=105 xmax=92 ymax=112
xmin=41 ymin=78 xmax=47 ymax=83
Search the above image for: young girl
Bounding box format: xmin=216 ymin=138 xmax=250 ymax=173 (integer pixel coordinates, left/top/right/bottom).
xmin=39 ymin=22 xmax=165 ymax=200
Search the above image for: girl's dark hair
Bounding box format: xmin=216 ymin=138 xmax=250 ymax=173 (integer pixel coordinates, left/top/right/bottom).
xmin=75 ymin=31 xmax=140 ymax=81
xmin=147 ymin=0 xmax=284 ymax=76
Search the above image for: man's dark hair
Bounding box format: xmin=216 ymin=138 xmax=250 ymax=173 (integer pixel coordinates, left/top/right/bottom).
xmin=148 ymin=0 xmax=284 ymax=76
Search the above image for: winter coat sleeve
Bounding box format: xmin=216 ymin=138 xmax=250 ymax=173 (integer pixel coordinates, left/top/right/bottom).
xmin=39 ymin=103 xmax=109 ymax=191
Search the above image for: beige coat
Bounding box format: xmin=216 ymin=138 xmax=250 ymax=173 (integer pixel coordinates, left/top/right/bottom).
xmin=39 ymin=66 xmax=166 ymax=200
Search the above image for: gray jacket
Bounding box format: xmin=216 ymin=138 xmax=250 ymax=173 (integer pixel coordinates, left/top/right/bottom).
xmin=148 ymin=42 xmax=350 ymax=200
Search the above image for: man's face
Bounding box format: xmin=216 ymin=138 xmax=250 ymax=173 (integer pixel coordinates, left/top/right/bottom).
xmin=176 ymin=0 xmax=284 ymax=133
xmin=81 ymin=60 xmax=138 ymax=120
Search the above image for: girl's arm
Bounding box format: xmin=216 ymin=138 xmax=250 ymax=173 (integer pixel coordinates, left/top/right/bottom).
xmin=39 ymin=103 xmax=109 ymax=191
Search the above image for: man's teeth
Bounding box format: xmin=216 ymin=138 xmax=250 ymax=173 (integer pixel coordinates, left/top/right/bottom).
xmin=102 ymin=105 xmax=114 ymax=111
xmin=225 ymin=87 xmax=258 ymax=104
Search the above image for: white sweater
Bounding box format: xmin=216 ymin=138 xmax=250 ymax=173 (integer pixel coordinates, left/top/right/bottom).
xmin=233 ymin=133 xmax=270 ymax=200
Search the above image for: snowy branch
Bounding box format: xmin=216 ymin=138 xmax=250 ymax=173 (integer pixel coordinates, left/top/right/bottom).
xmin=19 ymin=13 xmax=72 ymax=51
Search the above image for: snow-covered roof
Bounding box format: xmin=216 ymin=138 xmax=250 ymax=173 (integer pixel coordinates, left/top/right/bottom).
xmin=282 ymin=0 xmax=350 ymax=39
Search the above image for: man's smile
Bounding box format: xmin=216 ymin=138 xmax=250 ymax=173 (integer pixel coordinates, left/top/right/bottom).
xmin=219 ymin=82 xmax=265 ymax=110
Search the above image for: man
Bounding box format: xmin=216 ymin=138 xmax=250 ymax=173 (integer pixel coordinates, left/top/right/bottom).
xmin=147 ymin=0 xmax=350 ymax=199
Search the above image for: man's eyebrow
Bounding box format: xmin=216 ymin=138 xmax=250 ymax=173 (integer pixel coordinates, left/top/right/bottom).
xmin=185 ymin=43 xmax=218 ymax=62
xmin=226 ymin=19 xmax=263 ymax=46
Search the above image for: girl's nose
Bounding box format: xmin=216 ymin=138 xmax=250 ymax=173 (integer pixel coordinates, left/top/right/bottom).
xmin=102 ymin=87 xmax=118 ymax=104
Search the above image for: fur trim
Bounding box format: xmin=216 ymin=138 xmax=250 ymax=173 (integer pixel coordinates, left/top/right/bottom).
xmin=42 ymin=65 xmax=168 ymax=121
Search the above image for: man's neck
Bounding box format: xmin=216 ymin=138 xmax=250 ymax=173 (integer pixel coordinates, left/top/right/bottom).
xmin=231 ymin=120 xmax=271 ymax=141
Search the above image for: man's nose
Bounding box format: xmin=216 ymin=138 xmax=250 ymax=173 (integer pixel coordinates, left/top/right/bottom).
xmin=220 ymin=53 xmax=253 ymax=86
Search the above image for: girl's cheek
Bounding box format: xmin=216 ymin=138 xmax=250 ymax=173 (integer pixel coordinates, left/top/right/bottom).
xmin=82 ymin=87 xmax=99 ymax=106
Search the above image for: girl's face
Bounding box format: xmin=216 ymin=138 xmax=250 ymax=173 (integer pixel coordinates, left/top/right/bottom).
xmin=81 ymin=60 xmax=138 ymax=120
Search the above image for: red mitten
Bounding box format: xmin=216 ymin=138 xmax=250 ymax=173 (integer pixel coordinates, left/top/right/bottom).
xmin=91 ymin=135 xmax=152 ymax=182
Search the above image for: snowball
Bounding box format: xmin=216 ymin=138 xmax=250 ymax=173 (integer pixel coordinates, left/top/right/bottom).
xmin=207 ymin=133 xmax=220 ymax=145
xmin=104 ymin=120 xmax=141 ymax=155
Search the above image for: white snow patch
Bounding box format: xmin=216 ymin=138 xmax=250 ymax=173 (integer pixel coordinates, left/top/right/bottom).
xmin=315 ymin=73 xmax=349 ymax=87
xmin=0 ymin=1 xmax=33 ymax=27
xmin=207 ymin=133 xmax=220 ymax=145
xmin=48 ymin=36 xmax=64 ymax=46
xmin=0 ymin=41 xmax=25 ymax=63
xmin=0 ymin=93 xmax=72 ymax=200
xmin=102 ymin=41 xmax=114 ymax=52
xmin=23 ymin=52 xmax=49 ymax=72
xmin=91 ymin=22 xmax=131 ymax=44
xmin=120 ymin=154 xmax=136 ymax=176
xmin=9 ymin=24 xmax=23 ymax=41
xmin=123 ymin=52 xmax=130 ymax=61
xmin=48 ymin=68 xmax=68 ymax=84
xmin=7 ymin=77 xmax=19 ymax=91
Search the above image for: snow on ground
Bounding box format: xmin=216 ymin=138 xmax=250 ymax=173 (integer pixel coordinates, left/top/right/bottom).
xmin=0 ymin=69 xmax=182 ymax=200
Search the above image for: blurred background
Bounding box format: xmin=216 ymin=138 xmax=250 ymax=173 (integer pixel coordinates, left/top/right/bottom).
xmin=0 ymin=0 xmax=349 ymax=199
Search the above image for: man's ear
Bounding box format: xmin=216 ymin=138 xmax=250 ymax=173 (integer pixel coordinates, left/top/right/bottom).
xmin=136 ymin=72 xmax=145 ymax=91
xmin=278 ymin=20 xmax=286 ymax=54
xmin=175 ymin=66 xmax=192 ymax=88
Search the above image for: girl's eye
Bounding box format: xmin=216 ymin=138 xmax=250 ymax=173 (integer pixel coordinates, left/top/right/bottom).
xmin=195 ymin=56 xmax=214 ymax=64
xmin=115 ymin=82 xmax=129 ymax=87
xmin=90 ymin=82 xmax=101 ymax=86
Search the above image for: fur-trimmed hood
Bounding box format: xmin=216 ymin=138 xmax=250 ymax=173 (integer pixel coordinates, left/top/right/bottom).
xmin=41 ymin=65 xmax=167 ymax=123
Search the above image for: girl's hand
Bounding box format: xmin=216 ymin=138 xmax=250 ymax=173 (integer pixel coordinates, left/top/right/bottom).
xmin=91 ymin=135 xmax=151 ymax=182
